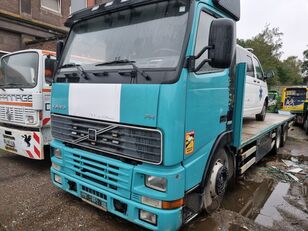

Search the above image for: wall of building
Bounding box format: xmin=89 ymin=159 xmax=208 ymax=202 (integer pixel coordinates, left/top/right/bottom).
xmin=0 ymin=29 xmax=21 ymax=51
xmin=0 ymin=0 xmax=70 ymax=52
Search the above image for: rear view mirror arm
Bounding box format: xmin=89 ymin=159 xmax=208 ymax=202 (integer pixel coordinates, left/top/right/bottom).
xmin=187 ymin=45 xmax=213 ymax=72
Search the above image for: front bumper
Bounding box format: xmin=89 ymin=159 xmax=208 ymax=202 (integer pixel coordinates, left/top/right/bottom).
xmin=0 ymin=125 xmax=44 ymax=159
xmin=51 ymin=168 xmax=182 ymax=231
xmin=50 ymin=140 xmax=185 ymax=230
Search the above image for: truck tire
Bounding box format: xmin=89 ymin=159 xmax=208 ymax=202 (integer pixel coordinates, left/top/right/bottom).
xmin=281 ymin=124 xmax=288 ymax=147
xmin=256 ymin=102 xmax=267 ymax=121
xmin=203 ymin=148 xmax=234 ymax=214
xmin=272 ymin=127 xmax=282 ymax=154
xmin=304 ymin=116 xmax=308 ymax=135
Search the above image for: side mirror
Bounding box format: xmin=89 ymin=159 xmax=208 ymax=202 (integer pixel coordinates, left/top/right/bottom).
xmin=264 ymin=70 xmax=275 ymax=80
xmin=56 ymin=40 xmax=64 ymax=62
xmin=187 ymin=18 xmax=236 ymax=72
xmin=208 ymin=18 xmax=236 ymax=68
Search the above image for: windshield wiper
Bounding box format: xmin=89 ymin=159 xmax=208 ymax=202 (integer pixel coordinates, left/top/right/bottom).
xmin=6 ymin=83 xmax=24 ymax=91
xmin=96 ymin=59 xmax=151 ymax=81
xmin=58 ymin=63 xmax=90 ymax=80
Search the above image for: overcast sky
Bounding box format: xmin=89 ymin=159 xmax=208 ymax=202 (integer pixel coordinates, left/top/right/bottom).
xmin=237 ymin=0 xmax=308 ymax=60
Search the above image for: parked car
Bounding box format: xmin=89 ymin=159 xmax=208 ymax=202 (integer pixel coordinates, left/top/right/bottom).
xmin=237 ymin=46 xmax=269 ymax=121
xmin=268 ymin=90 xmax=281 ymax=113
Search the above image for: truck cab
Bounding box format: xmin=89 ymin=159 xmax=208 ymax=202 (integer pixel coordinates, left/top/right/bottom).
xmin=237 ymin=45 xmax=269 ymax=120
xmin=281 ymin=86 xmax=308 ymax=132
xmin=0 ymin=49 xmax=56 ymax=159
xmin=49 ymin=0 xmax=293 ymax=230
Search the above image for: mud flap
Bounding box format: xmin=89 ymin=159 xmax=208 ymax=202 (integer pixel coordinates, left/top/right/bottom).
xmin=0 ymin=126 xmax=44 ymax=160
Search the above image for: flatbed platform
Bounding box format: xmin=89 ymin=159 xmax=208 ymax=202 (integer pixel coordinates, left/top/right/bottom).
xmin=241 ymin=113 xmax=295 ymax=148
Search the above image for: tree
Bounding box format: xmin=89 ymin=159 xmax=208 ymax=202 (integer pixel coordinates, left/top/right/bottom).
xmin=237 ymin=25 xmax=283 ymax=86
xmin=278 ymin=56 xmax=303 ymax=85
xmin=302 ymin=48 xmax=308 ymax=78
xmin=238 ymin=25 xmax=304 ymax=87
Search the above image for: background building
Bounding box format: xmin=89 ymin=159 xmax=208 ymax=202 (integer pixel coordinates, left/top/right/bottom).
xmin=71 ymin=0 xmax=109 ymax=13
xmin=0 ymin=0 xmax=71 ymax=52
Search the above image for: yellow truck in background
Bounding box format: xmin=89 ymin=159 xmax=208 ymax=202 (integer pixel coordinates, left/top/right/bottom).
xmin=281 ymin=86 xmax=308 ymax=134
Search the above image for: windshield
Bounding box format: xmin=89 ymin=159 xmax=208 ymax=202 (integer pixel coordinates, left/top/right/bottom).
xmin=268 ymin=93 xmax=276 ymax=101
xmin=0 ymin=52 xmax=39 ymax=88
xmin=284 ymin=88 xmax=307 ymax=107
xmin=61 ymin=0 xmax=190 ymax=69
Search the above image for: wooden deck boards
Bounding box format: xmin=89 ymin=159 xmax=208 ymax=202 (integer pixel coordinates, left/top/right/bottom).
xmin=242 ymin=113 xmax=292 ymax=145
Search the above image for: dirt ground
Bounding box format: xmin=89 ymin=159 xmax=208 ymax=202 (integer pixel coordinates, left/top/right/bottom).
xmin=0 ymin=127 xmax=307 ymax=231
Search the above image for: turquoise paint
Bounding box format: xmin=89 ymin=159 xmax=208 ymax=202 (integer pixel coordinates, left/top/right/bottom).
xmin=51 ymin=83 xmax=69 ymax=115
xmin=232 ymin=63 xmax=247 ymax=149
xmin=157 ymin=71 xmax=188 ymax=166
xmin=50 ymin=141 xmax=182 ymax=231
xmin=120 ymin=84 xmax=160 ymax=127
xmin=50 ymin=1 xmax=237 ymax=229
xmin=182 ymin=2 xmax=230 ymax=190
xmin=132 ymin=163 xmax=185 ymax=201
xmin=183 ymin=139 xmax=216 ymax=190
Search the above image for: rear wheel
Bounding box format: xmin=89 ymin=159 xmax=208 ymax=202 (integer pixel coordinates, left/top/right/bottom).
xmin=281 ymin=125 xmax=288 ymax=147
xmin=304 ymin=116 xmax=308 ymax=135
xmin=273 ymin=127 xmax=282 ymax=154
xmin=203 ymin=148 xmax=234 ymax=213
xmin=256 ymin=102 xmax=267 ymax=121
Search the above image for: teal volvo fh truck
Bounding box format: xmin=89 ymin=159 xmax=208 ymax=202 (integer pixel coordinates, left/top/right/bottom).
xmin=50 ymin=0 xmax=294 ymax=230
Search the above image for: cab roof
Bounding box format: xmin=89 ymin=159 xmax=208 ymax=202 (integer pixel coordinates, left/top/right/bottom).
xmin=65 ymin=0 xmax=188 ymax=27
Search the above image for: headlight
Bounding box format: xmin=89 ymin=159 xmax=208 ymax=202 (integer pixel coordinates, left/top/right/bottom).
xmin=25 ymin=115 xmax=35 ymax=124
xmin=54 ymin=148 xmax=62 ymax=159
xmin=145 ymin=175 xmax=167 ymax=192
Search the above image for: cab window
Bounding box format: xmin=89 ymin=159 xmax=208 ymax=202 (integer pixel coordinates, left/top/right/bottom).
xmin=45 ymin=57 xmax=56 ymax=84
xmin=253 ymin=57 xmax=264 ymax=80
xmin=245 ymin=55 xmax=254 ymax=77
xmin=194 ymin=11 xmax=222 ymax=73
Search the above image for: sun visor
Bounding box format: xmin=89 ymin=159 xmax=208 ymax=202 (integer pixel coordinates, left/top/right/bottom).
xmin=213 ymin=0 xmax=241 ymax=21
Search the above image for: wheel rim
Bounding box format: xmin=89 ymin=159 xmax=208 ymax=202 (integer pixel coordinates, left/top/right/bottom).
xmin=283 ymin=128 xmax=287 ymax=143
xmin=209 ymin=161 xmax=229 ymax=198
xmin=276 ymin=129 xmax=281 ymax=149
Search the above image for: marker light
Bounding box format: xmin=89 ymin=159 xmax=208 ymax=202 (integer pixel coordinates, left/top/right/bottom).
xmin=141 ymin=196 xmax=162 ymax=209
xmin=54 ymin=148 xmax=62 ymax=159
xmin=54 ymin=174 xmax=62 ymax=184
xmin=52 ymin=162 xmax=61 ymax=171
xmin=26 ymin=115 xmax=35 ymax=124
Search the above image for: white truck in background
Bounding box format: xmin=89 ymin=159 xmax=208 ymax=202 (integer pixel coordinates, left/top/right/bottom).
xmin=0 ymin=49 xmax=56 ymax=159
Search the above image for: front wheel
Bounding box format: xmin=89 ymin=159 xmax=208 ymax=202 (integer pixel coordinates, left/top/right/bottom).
xmin=202 ymin=148 xmax=234 ymax=213
xmin=256 ymin=102 xmax=267 ymax=121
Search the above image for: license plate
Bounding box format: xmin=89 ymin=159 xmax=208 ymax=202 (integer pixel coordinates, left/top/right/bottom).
xmin=81 ymin=192 xmax=107 ymax=211
xmin=4 ymin=138 xmax=15 ymax=147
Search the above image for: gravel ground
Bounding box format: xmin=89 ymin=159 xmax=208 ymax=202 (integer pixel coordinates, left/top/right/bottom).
xmin=0 ymin=127 xmax=307 ymax=231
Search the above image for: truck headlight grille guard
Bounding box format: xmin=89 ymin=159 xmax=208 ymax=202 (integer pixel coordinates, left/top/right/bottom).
xmin=51 ymin=114 xmax=163 ymax=165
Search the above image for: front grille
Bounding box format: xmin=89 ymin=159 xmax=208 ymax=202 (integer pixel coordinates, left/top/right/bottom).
xmin=0 ymin=106 xmax=36 ymax=124
xmin=52 ymin=114 xmax=162 ymax=164
xmin=65 ymin=151 xmax=133 ymax=198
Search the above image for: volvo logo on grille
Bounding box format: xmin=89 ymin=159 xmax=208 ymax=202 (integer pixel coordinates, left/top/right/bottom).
xmin=88 ymin=128 xmax=97 ymax=142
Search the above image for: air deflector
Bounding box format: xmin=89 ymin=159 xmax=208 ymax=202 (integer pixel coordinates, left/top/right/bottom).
xmin=213 ymin=0 xmax=241 ymax=21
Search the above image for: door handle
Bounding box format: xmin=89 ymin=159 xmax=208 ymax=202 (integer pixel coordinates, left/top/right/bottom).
xmin=253 ymin=80 xmax=257 ymax=83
